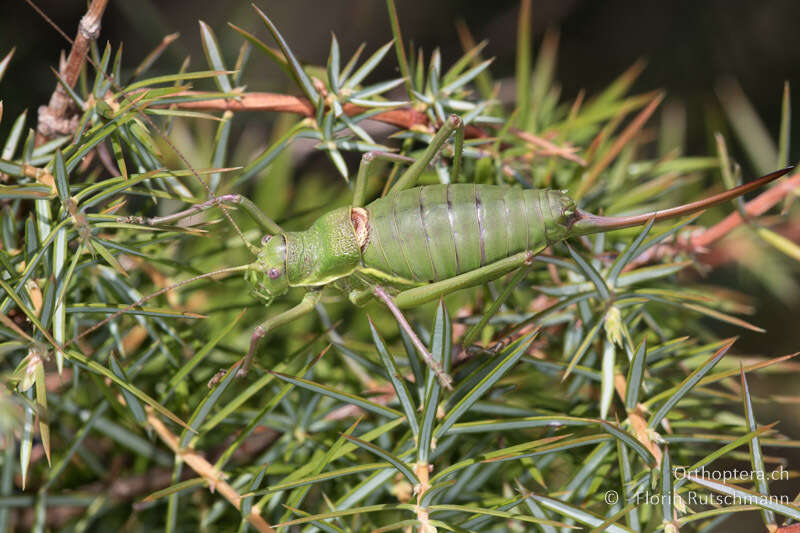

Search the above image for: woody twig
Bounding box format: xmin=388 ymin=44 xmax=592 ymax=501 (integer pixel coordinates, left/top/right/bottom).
xmin=146 ymin=409 xmax=275 ymax=533
xmin=32 ymin=0 xmax=109 ymax=144
xmin=623 ymin=172 xmax=800 ymax=271
xmin=160 ymin=90 xmax=487 ymax=137
xmin=692 ymin=172 xmax=800 ymax=248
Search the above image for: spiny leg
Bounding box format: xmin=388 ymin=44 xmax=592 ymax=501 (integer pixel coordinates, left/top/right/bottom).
xmin=239 ymin=290 xmax=322 ymax=377
xmin=372 ymin=286 xmax=453 ymax=390
xmin=353 ymin=151 xmax=415 ymax=207
xmin=389 ymin=114 xmax=463 ymax=194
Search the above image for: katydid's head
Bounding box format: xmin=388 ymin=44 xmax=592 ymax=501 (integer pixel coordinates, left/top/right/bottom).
xmin=246 ymin=234 xmax=289 ymax=304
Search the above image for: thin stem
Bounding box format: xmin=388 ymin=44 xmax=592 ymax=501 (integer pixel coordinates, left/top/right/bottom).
xmin=452 ymin=123 xmax=464 ymax=181
xmin=146 ymin=409 xmax=275 ymax=533
xmin=414 ymin=461 xmax=432 ymax=533
xmin=148 ymin=89 xmax=491 ymax=141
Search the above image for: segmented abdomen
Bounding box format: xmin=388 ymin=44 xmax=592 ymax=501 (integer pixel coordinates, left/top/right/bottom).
xmin=361 ymin=184 xmax=571 ymax=282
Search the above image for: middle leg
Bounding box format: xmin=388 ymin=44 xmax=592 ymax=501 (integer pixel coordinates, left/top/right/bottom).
xmin=389 ymin=114 xmax=463 ymax=194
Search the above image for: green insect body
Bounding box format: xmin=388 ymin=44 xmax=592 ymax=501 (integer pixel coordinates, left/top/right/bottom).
xmin=362 ymin=185 xmax=574 ymax=282
xmin=245 ymin=166 xmax=792 ymax=314
xmin=132 ymin=111 xmax=789 ymax=383
xmin=245 ymin=184 xmax=576 ymax=304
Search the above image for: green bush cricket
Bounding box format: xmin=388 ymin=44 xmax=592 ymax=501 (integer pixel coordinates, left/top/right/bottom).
xmin=15 ymin=3 xmax=799 ymax=527
xmin=113 ymin=115 xmax=793 ymax=389
xmin=28 ymin=2 xmax=791 ymax=390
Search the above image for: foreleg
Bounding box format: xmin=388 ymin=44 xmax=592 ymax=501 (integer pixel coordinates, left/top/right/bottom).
xmin=239 ymin=290 xmax=322 ymax=377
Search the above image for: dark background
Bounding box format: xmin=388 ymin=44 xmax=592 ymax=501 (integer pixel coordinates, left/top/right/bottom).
xmin=4 ymin=0 xmax=800 ymax=151
xmin=3 ymin=2 xmax=800 ymax=529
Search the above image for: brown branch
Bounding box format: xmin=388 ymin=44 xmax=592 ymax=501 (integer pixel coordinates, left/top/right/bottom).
xmin=622 ymin=172 xmax=800 ymax=271
xmin=513 ymin=128 xmax=587 ymax=165
xmin=692 ymin=172 xmax=800 ymax=248
xmin=163 ymin=90 xmax=487 ymax=137
xmin=147 ymin=409 xmax=275 ymax=533
xmin=34 ymin=0 xmax=109 ymax=143
xmin=702 ymin=219 xmax=800 ymax=267
xmin=773 ymin=525 xmax=800 ymax=533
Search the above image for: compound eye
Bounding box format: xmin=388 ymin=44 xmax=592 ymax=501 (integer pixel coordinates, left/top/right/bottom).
xmin=268 ymin=268 xmax=281 ymax=280
xmin=261 ymin=234 xmax=272 ymax=245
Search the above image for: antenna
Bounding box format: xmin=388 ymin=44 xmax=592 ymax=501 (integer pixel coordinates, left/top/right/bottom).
xmin=63 ymin=264 xmax=252 ymax=350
